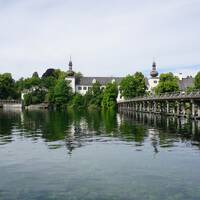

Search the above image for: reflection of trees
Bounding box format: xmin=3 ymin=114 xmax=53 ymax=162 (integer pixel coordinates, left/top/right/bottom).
xmin=1 ymin=109 xmax=200 ymax=153
xmin=101 ymin=110 xmax=118 ymax=134
xmin=0 ymin=110 xmax=21 ymax=144
xmin=119 ymin=121 xmax=146 ymax=144
xmin=120 ymin=111 xmax=200 ymax=150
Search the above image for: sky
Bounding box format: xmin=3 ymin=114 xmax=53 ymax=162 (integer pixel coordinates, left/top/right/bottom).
xmin=0 ymin=0 xmax=200 ymax=79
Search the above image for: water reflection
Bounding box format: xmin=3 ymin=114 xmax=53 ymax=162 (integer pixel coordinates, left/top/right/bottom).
xmin=0 ymin=110 xmax=200 ymax=154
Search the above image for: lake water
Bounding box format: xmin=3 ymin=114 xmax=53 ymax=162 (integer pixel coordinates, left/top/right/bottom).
xmin=0 ymin=110 xmax=200 ymax=200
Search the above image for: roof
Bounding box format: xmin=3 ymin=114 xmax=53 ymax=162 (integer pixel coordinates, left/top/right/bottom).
xmin=179 ymin=76 xmax=194 ymax=90
xmin=76 ymin=77 xmax=123 ymax=86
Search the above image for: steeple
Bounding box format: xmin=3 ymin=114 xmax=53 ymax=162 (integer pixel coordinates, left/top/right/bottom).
xmin=150 ymin=60 xmax=158 ymax=78
xmin=67 ymin=56 xmax=75 ymax=76
xmin=69 ymin=56 xmax=73 ymax=71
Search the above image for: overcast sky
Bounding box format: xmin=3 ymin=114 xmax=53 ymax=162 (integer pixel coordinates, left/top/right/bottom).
xmin=0 ymin=0 xmax=199 ymax=79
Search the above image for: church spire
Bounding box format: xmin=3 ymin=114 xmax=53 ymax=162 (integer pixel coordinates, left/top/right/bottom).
xmin=68 ymin=56 xmax=73 ymax=71
xmin=150 ymin=60 xmax=158 ymax=78
xmin=67 ymin=56 xmax=75 ymax=77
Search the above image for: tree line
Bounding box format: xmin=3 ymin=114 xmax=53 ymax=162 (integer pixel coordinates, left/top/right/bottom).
xmin=0 ymin=69 xmax=200 ymax=110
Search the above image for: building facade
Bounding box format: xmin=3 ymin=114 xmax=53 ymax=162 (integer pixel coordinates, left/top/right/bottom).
xmin=66 ymin=59 xmax=194 ymax=100
xmin=65 ymin=59 xmax=162 ymax=100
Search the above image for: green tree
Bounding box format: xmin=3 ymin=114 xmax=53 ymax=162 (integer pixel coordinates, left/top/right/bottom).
xmin=155 ymin=73 xmax=179 ymax=94
xmin=54 ymin=79 xmax=72 ymax=108
xmin=70 ymin=93 xmax=84 ymax=110
xmin=120 ymin=72 xmax=146 ymax=99
xmin=86 ymin=81 xmax=103 ymax=109
xmin=41 ymin=76 xmax=56 ymax=89
xmin=23 ymin=88 xmax=47 ymax=106
xmin=194 ymin=71 xmax=200 ymax=89
xmin=102 ymin=82 xmax=118 ymax=110
xmin=22 ymin=76 xmax=41 ymax=89
xmin=0 ymin=73 xmax=18 ymax=99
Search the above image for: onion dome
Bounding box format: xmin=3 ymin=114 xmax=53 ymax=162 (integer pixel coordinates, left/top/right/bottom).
xmin=67 ymin=57 xmax=75 ymax=76
xmin=150 ymin=61 xmax=158 ymax=78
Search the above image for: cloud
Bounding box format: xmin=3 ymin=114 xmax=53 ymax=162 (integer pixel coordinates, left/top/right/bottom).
xmin=0 ymin=0 xmax=199 ymax=79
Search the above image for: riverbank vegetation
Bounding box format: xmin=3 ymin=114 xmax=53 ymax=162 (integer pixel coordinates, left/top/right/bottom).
xmin=0 ymin=68 xmax=200 ymax=110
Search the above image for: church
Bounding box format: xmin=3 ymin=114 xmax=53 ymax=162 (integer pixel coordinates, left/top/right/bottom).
xmin=65 ymin=59 xmax=160 ymax=101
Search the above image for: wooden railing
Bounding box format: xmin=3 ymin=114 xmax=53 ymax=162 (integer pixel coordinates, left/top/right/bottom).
xmin=118 ymin=90 xmax=200 ymax=103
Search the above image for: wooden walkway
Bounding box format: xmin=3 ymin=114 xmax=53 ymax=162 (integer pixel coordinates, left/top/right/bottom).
xmin=118 ymin=91 xmax=200 ymax=119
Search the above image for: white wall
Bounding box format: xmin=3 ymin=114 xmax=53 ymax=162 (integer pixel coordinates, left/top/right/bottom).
xmin=76 ymin=85 xmax=90 ymax=95
xmin=65 ymin=77 xmax=76 ymax=93
xmin=75 ymin=85 xmax=106 ymax=95
xmin=148 ymin=77 xmax=159 ymax=92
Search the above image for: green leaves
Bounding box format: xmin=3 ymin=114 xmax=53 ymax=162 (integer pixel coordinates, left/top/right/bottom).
xmin=194 ymin=71 xmax=200 ymax=89
xmin=53 ymin=79 xmax=72 ymax=108
xmin=0 ymin=73 xmax=18 ymax=99
xmin=120 ymin=72 xmax=146 ymax=99
xmin=102 ymin=82 xmax=118 ymax=110
xmin=155 ymin=73 xmax=179 ymax=94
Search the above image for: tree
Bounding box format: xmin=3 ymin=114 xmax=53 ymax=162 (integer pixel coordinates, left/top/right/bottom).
xmin=102 ymin=82 xmax=118 ymax=110
xmin=54 ymin=78 xmax=72 ymax=108
xmin=23 ymin=88 xmax=47 ymax=106
xmin=120 ymin=72 xmax=146 ymax=99
xmin=88 ymin=81 xmax=103 ymax=108
xmin=32 ymin=72 xmax=39 ymax=78
xmin=70 ymin=93 xmax=84 ymax=110
xmin=0 ymin=73 xmax=18 ymax=99
xmin=155 ymin=73 xmax=179 ymax=94
xmin=194 ymin=71 xmax=200 ymax=89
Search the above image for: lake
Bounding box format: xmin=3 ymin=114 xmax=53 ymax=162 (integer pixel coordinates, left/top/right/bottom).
xmin=0 ymin=110 xmax=200 ymax=200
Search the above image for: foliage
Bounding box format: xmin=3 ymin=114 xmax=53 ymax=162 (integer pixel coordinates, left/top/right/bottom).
xmin=85 ymin=81 xmax=103 ymax=109
xmin=120 ymin=72 xmax=146 ymax=99
xmin=102 ymin=82 xmax=118 ymax=110
xmin=155 ymin=73 xmax=179 ymax=94
xmin=53 ymin=78 xmax=72 ymax=108
xmin=70 ymin=93 xmax=84 ymax=110
xmin=23 ymin=88 xmax=47 ymax=106
xmin=194 ymin=71 xmax=200 ymax=89
xmin=185 ymin=86 xmax=196 ymax=93
xmin=23 ymin=77 xmax=41 ymax=89
xmin=0 ymin=73 xmax=18 ymax=99
xmin=41 ymin=76 xmax=57 ymax=89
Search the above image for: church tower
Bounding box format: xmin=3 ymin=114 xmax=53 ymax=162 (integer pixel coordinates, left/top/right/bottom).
xmin=148 ymin=61 xmax=159 ymax=93
xmin=150 ymin=61 xmax=159 ymax=78
xmin=66 ymin=57 xmax=76 ymax=92
xmin=67 ymin=56 xmax=75 ymax=76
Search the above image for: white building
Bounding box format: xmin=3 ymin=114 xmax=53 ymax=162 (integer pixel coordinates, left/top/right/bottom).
xmin=65 ymin=59 xmax=160 ymax=99
xmin=65 ymin=59 xmax=124 ymax=101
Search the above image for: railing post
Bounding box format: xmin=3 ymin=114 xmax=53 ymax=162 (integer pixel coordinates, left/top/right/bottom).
xmin=182 ymin=102 xmax=186 ymax=116
xmin=166 ymin=100 xmax=169 ymax=114
xmin=172 ymin=101 xmax=176 ymax=116
xmin=153 ymin=101 xmax=157 ymax=113
xmin=197 ymin=104 xmax=200 ymax=118
xmin=191 ymin=100 xmax=195 ymax=119
xmin=177 ymin=101 xmax=180 ymax=116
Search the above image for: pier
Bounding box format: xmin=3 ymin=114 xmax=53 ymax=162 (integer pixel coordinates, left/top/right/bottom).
xmin=0 ymin=100 xmax=23 ymax=109
xmin=118 ymin=90 xmax=200 ymax=119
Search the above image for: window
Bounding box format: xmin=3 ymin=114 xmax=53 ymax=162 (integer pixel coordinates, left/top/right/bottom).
xmin=83 ymin=87 xmax=87 ymax=90
xmin=154 ymin=80 xmax=157 ymax=84
xmin=78 ymin=86 xmax=82 ymax=90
